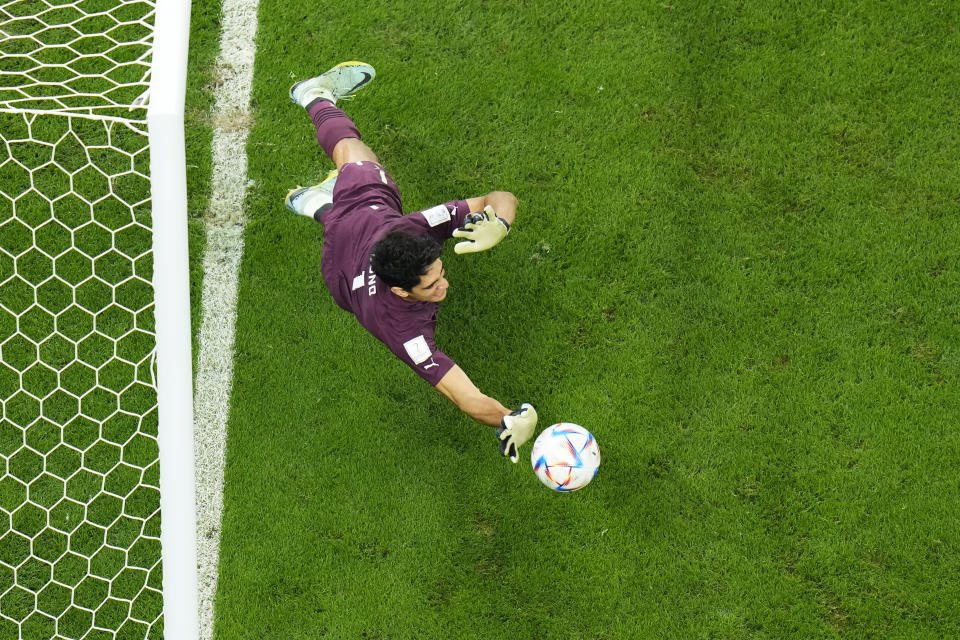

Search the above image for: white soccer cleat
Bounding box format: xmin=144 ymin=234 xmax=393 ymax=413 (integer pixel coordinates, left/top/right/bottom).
xmin=289 ymin=61 xmax=376 ymax=107
xmin=285 ymin=169 xmax=338 ymax=221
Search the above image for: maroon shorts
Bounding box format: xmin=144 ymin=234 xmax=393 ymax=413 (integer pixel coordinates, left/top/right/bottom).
xmin=319 ymin=161 xmax=402 ymax=226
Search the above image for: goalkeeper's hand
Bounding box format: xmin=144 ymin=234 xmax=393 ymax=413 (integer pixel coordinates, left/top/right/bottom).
xmin=453 ymin=205 xmax=510 ymax=254
xmin=496 ymin=403 xmax=538 ymax=463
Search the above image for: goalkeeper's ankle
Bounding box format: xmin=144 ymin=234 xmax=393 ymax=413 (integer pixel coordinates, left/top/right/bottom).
xmin=302 ymin=91 xmax=335 ymax=109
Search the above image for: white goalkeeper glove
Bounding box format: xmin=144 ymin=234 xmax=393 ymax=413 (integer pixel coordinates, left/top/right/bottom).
xmin=496 ymin=403 xmax=538 ymax=463
xmin=453 ymin=205 xmax=510 ymax=254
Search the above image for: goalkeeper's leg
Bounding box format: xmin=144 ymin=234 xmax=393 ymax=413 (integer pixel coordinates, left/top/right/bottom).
xmin=287 ymin=61 xmax=399 ymax=221
xmin=306 ymin=101 xmax=378 ymax=168
xmin=290 ymin=61 xmax=379 ymax=168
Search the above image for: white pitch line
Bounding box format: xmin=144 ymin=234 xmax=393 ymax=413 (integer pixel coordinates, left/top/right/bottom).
xmin=193 ymin=0 xmax=259 ymax=636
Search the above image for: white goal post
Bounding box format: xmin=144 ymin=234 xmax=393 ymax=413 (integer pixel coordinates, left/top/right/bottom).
xmin=148 ymin=0 xmax=200 ymax=638
xmin=0 ymin=0 xmax=201 ymax=635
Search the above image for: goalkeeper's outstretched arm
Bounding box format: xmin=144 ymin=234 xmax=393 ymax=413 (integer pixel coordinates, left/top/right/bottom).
xmin=435 ymin=365 xmax=511 ymax=427
xmin=435 ymin=365 xmax=538 ymax=463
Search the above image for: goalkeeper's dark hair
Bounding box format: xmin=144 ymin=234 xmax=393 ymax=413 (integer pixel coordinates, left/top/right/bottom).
xmin=370 ymin=230 xmax=443 ymax=291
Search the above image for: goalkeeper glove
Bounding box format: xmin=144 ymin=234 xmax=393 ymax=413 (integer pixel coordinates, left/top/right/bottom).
xmin=453 ymin=205 xmax=510 ymax=254
xmin=496 ymin=403 xmax=538 ymax=463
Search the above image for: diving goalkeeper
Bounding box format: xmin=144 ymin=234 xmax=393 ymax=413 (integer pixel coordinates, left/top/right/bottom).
xmin=284 ymin=61 xmax=536 ymax=462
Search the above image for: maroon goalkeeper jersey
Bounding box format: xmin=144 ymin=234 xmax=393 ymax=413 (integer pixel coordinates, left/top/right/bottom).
xmin=317 ymin=160 xmax=470 ymax=386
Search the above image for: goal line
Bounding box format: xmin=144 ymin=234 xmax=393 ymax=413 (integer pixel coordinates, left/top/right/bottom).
xmin=191 ymin=0 xmax=261 ymax=636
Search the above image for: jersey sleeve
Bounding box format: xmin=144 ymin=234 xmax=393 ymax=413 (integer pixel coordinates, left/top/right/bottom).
xmin=386 ymin=330 xmax=456 ymax=386
xmin=407 ymin=200 xmax=472 ymax=242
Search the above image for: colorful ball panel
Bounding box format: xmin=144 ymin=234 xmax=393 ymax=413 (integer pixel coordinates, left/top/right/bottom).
xmin=530 ymin=423 xmax=600 ymax=491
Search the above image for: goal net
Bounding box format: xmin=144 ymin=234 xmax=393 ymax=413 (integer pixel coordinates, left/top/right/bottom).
xmin=1 ymin=0 xmax=197 ymax=638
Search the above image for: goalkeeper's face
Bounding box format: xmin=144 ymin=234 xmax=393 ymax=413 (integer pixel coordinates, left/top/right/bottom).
xmin=401 ymin=259 xmax=448 ymax=303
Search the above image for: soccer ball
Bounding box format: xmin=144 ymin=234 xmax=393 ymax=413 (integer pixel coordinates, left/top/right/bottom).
xmin=530 ymin=423 xmax=600 ymax=491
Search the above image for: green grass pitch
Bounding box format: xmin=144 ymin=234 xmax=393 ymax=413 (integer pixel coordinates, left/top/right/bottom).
xmin=186 ymin=1 xmax=960 ymax=638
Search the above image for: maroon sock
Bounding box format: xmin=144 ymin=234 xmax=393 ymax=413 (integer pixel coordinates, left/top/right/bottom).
xmin=307 ymin=98 xmax=362 ymax=160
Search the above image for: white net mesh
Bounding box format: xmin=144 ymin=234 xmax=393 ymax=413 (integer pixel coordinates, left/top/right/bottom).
xmin=0 ymin=0 xmax=154 ymax=118
xmin=0 ymin=111 xmax=161 ymax=639
xmin=1 ymin=0 xmax=166 ymax=637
